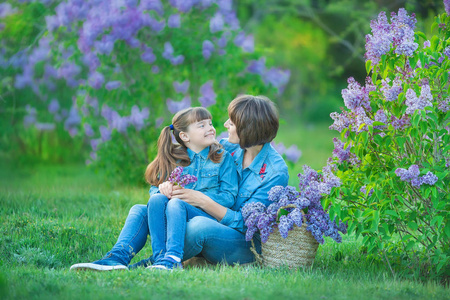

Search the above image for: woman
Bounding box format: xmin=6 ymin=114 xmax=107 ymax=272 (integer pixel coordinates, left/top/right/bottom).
xmin=70 ymin=95 xmax=288 ymax=271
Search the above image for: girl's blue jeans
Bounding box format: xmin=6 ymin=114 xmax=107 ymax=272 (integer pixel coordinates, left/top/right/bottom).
xmin=104 ymin=196 xmax=260 ymax=266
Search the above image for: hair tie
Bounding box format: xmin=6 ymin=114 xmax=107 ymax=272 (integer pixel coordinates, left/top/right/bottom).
xmin=169 ymin=124 xmax=174 ymax=130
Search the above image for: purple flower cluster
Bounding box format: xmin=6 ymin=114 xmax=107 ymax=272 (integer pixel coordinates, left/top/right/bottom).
xmin=445 ymin=0 xmax=450 ymax=15
xmin=360 ymin=185 xmax=374 ymax=197
xmin=395 ymin=165 xmax=438 ymax=187
xmin=332 ymin=138 xmax=360 ymax=165
xmin=365 ymin=8 xmax=418 ymax=64
xmin=381 ymin=77 xmax=403 ymax=102
xmin=168 ymin=166 xmax=198 ymax=187
xmin=242 ymin=164 xmax=345 ymax=244
xmin=270 ymin=141 xmax=302 ymax=163
xmin=342 ymin=77 xmax=372 ymax=111
xmin=198 ymin=81 xmax=216 ymax=107
xmin=405 ymin=84 xmax=433 ymax=115
xmin=245 ymin=57 xmax=290 ymax=94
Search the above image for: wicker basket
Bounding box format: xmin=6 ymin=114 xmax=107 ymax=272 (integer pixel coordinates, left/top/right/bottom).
xmin=250 ymin=207 xmax=319 ymax=269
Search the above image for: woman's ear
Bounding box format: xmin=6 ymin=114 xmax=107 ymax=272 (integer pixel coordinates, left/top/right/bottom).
xmin=179 ymin=131 xmax=190 ymax=143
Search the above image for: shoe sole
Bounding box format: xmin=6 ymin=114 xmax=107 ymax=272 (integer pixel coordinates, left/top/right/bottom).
xmin=70 ymin=263 xmax=128 ymax=271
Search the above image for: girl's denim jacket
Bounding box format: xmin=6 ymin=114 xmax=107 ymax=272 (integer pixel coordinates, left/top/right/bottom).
xmin=218 ymin=139 xmax=289 ymax=233
xmin=149 ymin=146 xmax=238 ymax=208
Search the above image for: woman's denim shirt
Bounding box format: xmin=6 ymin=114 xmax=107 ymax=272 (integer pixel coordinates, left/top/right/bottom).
xmin=219 ymin=139 xmax=289 ymax=233
xmin=149 ymin=146 xmax=238 ymax=208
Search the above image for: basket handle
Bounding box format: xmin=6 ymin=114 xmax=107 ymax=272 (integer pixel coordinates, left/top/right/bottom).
xmin=250 ymin=239 xmax=263 ymax=265
xmin=276 ymin=204 xmax=297 ymax=221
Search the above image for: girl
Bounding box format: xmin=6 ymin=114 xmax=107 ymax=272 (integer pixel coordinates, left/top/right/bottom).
xmin=70 ymin=107 xmax=238 ymax=271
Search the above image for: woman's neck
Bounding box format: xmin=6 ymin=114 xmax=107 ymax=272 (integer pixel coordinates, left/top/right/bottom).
xmin=243 ymin=145 xmax=263 ymax=169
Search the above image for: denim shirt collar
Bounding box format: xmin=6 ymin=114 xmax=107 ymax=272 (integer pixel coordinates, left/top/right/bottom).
xmin=235 ymin=143 xmax=270 ymax=175
xmin=247 ymin=143 xmax=270 ymax=175
xmin=187 ymin=146 xmax=210 ymax=161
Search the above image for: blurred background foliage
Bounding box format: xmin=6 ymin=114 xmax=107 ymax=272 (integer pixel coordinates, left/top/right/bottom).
xmin=0 ymin=0 xmax=447 ymax=185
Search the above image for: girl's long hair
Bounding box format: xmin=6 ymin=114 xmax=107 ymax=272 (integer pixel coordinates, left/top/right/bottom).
xmin=145 ymin=107 xmax=223 ymax=186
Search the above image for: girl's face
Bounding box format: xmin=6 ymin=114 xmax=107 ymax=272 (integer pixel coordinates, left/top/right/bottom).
xmin=181 ymin=119 xmax=216 ymax=152
xmin=224 ymin=118 xmax=239 ymax=144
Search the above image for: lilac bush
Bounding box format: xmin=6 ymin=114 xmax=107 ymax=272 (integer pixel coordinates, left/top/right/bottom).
xmin=328 ymin=6 xmax=450 ymax=277
xmin=1 ymin=0 xmax=291 ymax=183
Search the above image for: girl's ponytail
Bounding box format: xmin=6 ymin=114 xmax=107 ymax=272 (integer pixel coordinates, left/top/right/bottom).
xmin=145 ymin=126 xmax=189 ymax=186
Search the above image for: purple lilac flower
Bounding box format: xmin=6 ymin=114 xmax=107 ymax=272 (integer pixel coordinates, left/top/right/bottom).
xmin=130 ymin=105 xmax=150 ymax=131
xmin=81 ymin=122 xmax=93 ymax=137
xmin=105 ymin=81 xmax=122 ymax=90
xmin=405 ymin=85 xmax=433 ymax=114
xmin=391 ymin=115 xmax=410 ymax=130
xmin=332 ymin=138 xmax=350 ymax=163
xmin=202 ymin=40 xmax=214 ymax=60
xmin=162 ymin=42 xmax=174 ymax=60
xmin=0 ymin=3 xmax=17 ymax=18
xmin=421 ymin=171 xmax=438 ymax=185
xmin=173 ymin=80 xmax=189 ymax=94
xmin=94 ymin=36 xmax=115 ymax=55
xmin=391 ymin=9 xmax=418 ymax=57
xmin=90 ymin=138 xmax=101 ymax=151
xmin=423 ymin=40 xmax=431 ymax=48
xmin=289 ymin=208 xmax=303 ymax=227
xmin=438 ymin=97 xmax=450 ymax=112
xmin=198 ymin=81 xmax=216 ymax=107
xmin=152 ymin=66 xmax=159 ymax=73
xmin=210 ymin=13 xmax=224 ymax=33
xmin=381 ymin=77 xmax=403 ymax=102
xmin=278 ymin=215 xmax=294 ymax=239
xmin=64 ymin=106 xmax=81 ymax=132
xmin=48 ymin=99 xmax=60 ymax=114
xmin=168 ymin=14 xmax=180 ymax=28
xmin=88 ymin=71 xmax=105 ymax=89
xmin=444 ymin=46 xmax=450 ymax=59
xmin=241 ymin=201 xmax=266 ymax=220
xmin=170 ymin=55 xmax=184 ymax=65
xmin=445 ymin=0 xmax=450 ymax=14
xmin=263 ymin=68 xmax=290 ymax=94
xmin=246 ymin=57 xmax=266 ymax=75
xmin=99 ymin=125 xmax=111 ymax=142
xmin=166 ymin=96 xmax=191 ymax=114
xmin=365 ymin=11 xmax=392 ymax=64
xmin=141 ymin=46 xmax=156 ymax=64
xmin=284 ymin=145 xmax=302 ymax=163
xmin=342 ymin=77 xmax=371 ymax=111
xmin=360 ymin=185 xmax=374 ymax=197
xmin=168 ymin=167 xmax=198 ymax=187
xmin=240 ymin=34 xmax=254 ymax=53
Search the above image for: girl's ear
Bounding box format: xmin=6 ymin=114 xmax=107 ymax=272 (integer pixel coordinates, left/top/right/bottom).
xmin=179 ymin=131 xmax=190 ymax=143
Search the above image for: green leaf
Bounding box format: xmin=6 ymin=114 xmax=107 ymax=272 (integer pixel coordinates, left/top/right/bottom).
xmin=408 ymin=221 xmax=418 ymax=231
xmin=405 ymin=241 xmax=416 ymax=251
xmin=415 ymin=31 xmax=427 ymax=40
xmin=445 ymin=222 xmax=450 ymax=238
xmin=431 ymin=215 xmax=444 ymax=227
xmin=365 ymin=60 xmax=372 ymax=74
xmin=385 ymin=210 xmax=399 ymax=218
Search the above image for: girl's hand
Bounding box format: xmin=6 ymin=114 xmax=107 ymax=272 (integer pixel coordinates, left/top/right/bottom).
xmin=171 ymin=185 xmax=206 ymax=208
xmin=159 ymin=181 xmax=174 ymax=198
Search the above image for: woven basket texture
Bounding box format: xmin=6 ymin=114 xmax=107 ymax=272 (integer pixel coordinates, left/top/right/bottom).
xmin=256 ymin=221 xmax=319 ymax=268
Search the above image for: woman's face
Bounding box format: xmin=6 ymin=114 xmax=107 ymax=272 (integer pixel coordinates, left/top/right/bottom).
xmin=224 ymin=118 xmax=239 ymax=144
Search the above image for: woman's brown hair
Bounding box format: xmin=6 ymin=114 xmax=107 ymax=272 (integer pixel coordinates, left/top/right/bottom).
xmin=228 ymin=95 xmax=279 ymax=148
xmin=145 ymin=107 xmax=223 ymax=186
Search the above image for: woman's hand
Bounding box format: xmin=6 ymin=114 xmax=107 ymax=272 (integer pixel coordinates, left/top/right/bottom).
xmin=159 ymin=181 xmax=174 ymax=198
xmin=171 ymin=185 xmax=207 ymax=208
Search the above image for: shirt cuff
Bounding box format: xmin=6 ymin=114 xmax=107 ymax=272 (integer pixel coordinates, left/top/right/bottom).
xmin=219 ymin=208 xmax=234 ymax=226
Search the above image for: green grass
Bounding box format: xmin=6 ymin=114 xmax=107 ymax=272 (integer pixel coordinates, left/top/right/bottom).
xmin=1 ymin=163 xmax=449 ymax=300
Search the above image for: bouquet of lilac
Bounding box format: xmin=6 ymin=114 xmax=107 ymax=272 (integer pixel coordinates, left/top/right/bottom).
xmin=242 ymin=164 xmax=347 ymax=244
xmin=168 ymin=167 xmax=197 ymax=188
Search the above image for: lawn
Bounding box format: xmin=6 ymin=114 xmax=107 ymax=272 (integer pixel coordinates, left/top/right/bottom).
xmin=1 ymin=163 xmax=449 ymax=300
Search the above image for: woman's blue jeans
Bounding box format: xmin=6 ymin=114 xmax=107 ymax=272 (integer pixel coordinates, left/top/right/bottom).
xmin=104 ymin=198 xmax=260 ymax=265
